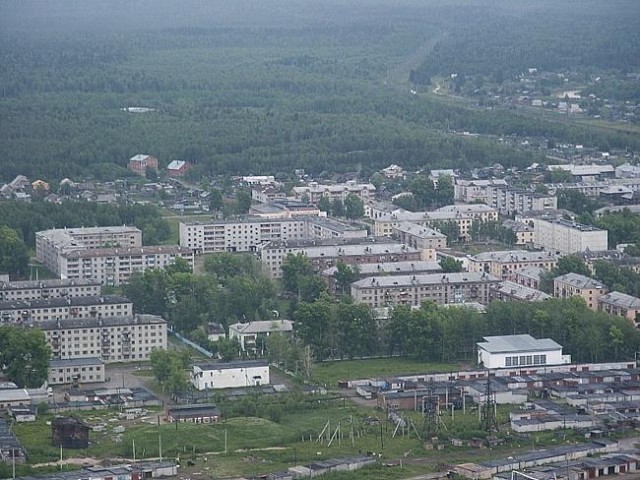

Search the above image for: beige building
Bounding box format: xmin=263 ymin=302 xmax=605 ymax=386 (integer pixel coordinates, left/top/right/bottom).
xmin=553 ymin=273 xmax=607 ymax=310
xmin=373 ymin=204 xmax=497 ymax=240
xmin=597 ymin=291 xmax=640 ymax=324
xmin=292 ymin=181 xmax=375 ymax=204
xmin=48 ymin=358 xmax=105 ymax=385
xmin=0 ymin=295 xmax=133 ymax=323
xmin=228 ymin=320 xmax=294 ymax=353
xmin=468 ymin=250 xmax=557 ymax=281
xmin=180 ymin=216 xmax=366 ymax=254
xmin=351 ymin=272 xmax=500 ymax=308
xmin=502 ymin=220 xmax=535 ymax=246
xmin=35 ymin=314 xmax=168 ymax=363
xmin=392 ymin=223 xmax=447 ymax=251
xmin=260 ymin=238 xmax=421 ymax=278
xmin=36 ymin=226 xmax=142 ymax=275
xmin=59 ymin=246 xmax=194 ymax=286
xmin=515 ymin=266 xmax=546 ymax=290
xmin=0 ymin=279 xmax=102 ymax=302
xmin=521 ymin=217 xmax=608 ymax=254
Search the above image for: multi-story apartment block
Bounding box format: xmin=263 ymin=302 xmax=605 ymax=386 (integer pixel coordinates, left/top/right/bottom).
xmin=547 ymin=178 xmax=640 ymax=197
xmin=36 ymin=226 xmax=143 ymax=275
xmin=250 ymin=200 xmax=321 ymax=219
xmin=374 ymin=211 xmax=470 ymax=238
xmin=0 ymin=295 xmax=133 ymax=323
xmin=260 ymin=238 xmax=421 ymax=278
xmin=34 ymin=314 xmax=168 ymax=363
xmin=514 ymin=266 xmax=545 ymax=290
xmin=251 ymin=186 xmax=286 ymax=204
xmin=434 ymin=204 xmax=499 ymax=222
xmin=468 ymin=250 xmax=557 ymax=281
xmin=598 ymin=292 xmax=640 ymax=324
xmin=553 ymin=273 xmax=607 ymax=310
xmin=59 ymin=246 xmax=194 ymax=286
xmin=490 ymin=280 xmax=550 ymax=303
xmin=292 ymin=181 xmax=376 ymax=204
xmin=0 ymin=279 xmax=102 ymax=302
xmin=502 ymin=220 xmax=535 ymax=246
xmin=523 ymin=217 xmax=608 ymax=254
xmin=486 ymin=186 xmax=557 ymax=216
xmin=454 ymin=179 xmax=508 ymax=204
xmin=179 ymin=216 xmax=366 ymax=254
xmin=321 ymin=260 xmax=442 ymax=294
xmin=351 ymin=272 xmax=500 ymax=308
xmin=392 ymin=223 xmax=447 ymax=251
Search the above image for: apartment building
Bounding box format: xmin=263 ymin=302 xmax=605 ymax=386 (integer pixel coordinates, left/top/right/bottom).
xmin=179 ymin=216 xmax=366 ymax=254
xmin=0 ymin=279 xmax=101 ymax=302
xmin=524 ymin=217 xmax=608 ymax=254
xmin=515 ymin=266 xmax=546 ymax=290
xmin=36 ymin=226 xmax=142 ymax=275
xmin=502 ymin=220 xmax=535 ymax=246
xmin=490 ymin=280 xmax=550 ymax=303
xmin=597 ymin=292 xmax=640 ymax=324
xmin=59 ymin=246 xmax=194 ymax=286
xmin=454 ymin=179 xmax=508 ymax=203
xmin=351 ymin=272 xmax=500 ymax=308
xmin=292 ymin=180 xmax=375 ymax=204
xmin=547 ymin=178 xmax=640 ymax=197
xmin=251 ymin=186 xmax=286 ymax=204
xmin=392 ymin=223 xmax=447 ymax=250
xmin=373 ymin=204 xmax=498 ymax=239
xmin=321 ymin=260 xmax=442 ymax=294
xmin=553 ymin=273 xmax=607 ymax=310
xmin=468 ymin=250 xmax=557 ymax=280
xmin=33 ymin=314 xmax=168 ymax=363
xmin=48 ymin=358 xmax=106 ymax=386
xmin=260 ymin=238 xmax=421 ymax=278
xmin=485 ymin=187 xmax=557 ymax=216
xmin=0 ymin=295 xmax=133 ymax=323
xmin=250 ymin=201 xmax=321 ymax=219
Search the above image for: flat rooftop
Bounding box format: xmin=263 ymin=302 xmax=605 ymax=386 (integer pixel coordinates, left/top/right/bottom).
xmin=30 ymin=314 xmax=166 ymax=330
xmin=478 ymin=334 xmax=561 ymax=354
xmin=352 ymin=272 xmax=499 ymax=289
xmin=0 ymin=295 xmax=131 ymax=311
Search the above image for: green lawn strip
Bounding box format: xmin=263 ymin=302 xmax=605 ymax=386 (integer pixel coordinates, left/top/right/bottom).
xmin=312 ymin=358 xmax=461 ymax=388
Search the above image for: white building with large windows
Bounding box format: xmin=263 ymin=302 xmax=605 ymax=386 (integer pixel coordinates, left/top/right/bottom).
xmin=477 ymin=334 xmax=570 ymax=370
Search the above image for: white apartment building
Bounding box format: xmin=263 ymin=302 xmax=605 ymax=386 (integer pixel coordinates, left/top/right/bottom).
xmin=34 ymin=314 xmax=167 ymax=363
xmin=191 ymin=360 xmax=270 ymax=390
xmin=351 ymin=272 xmax=500 ymax=308
xmin=251 ymin=186 xmax=286 ymax=204
xmin=261 ymin=238 xmax=421 ymax=278
xmin=0 ymin=279 xmax=102 ymax=302
xmin=179 ymin=216 xmax=366 ymax=254
xmin=292 ymin=181 xmax=375 ymax=204
xmin=525 ymin=217 xmax=608 ymax=254
xmin=36 ymin=226 xmax=143 ymax=276
xmin=468 ymin=250 xmax=558 ymax=280
xmin=0 ymin=295 xmax=133 ymax=323
xmin=59 ymin=246 xmax=194 ymax=286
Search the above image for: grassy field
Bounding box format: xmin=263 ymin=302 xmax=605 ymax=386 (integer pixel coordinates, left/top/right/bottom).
xmin=13 ymin=400 xmax=594 ymax=479
xmin=312 ymin=358 xmax=462 ymax=388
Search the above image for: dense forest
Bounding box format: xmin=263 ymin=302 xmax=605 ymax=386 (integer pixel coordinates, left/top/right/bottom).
xmin=411 ymin=0 xmax=640 ymax=81
xmin=1 ymin=0 xmax=638 ymax=182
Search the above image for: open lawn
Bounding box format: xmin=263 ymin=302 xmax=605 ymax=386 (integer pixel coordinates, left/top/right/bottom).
xmin=312 ymin=358 xmax=462 ymax=388
xmin=13 ymin=401 xmax=595 ymax=479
